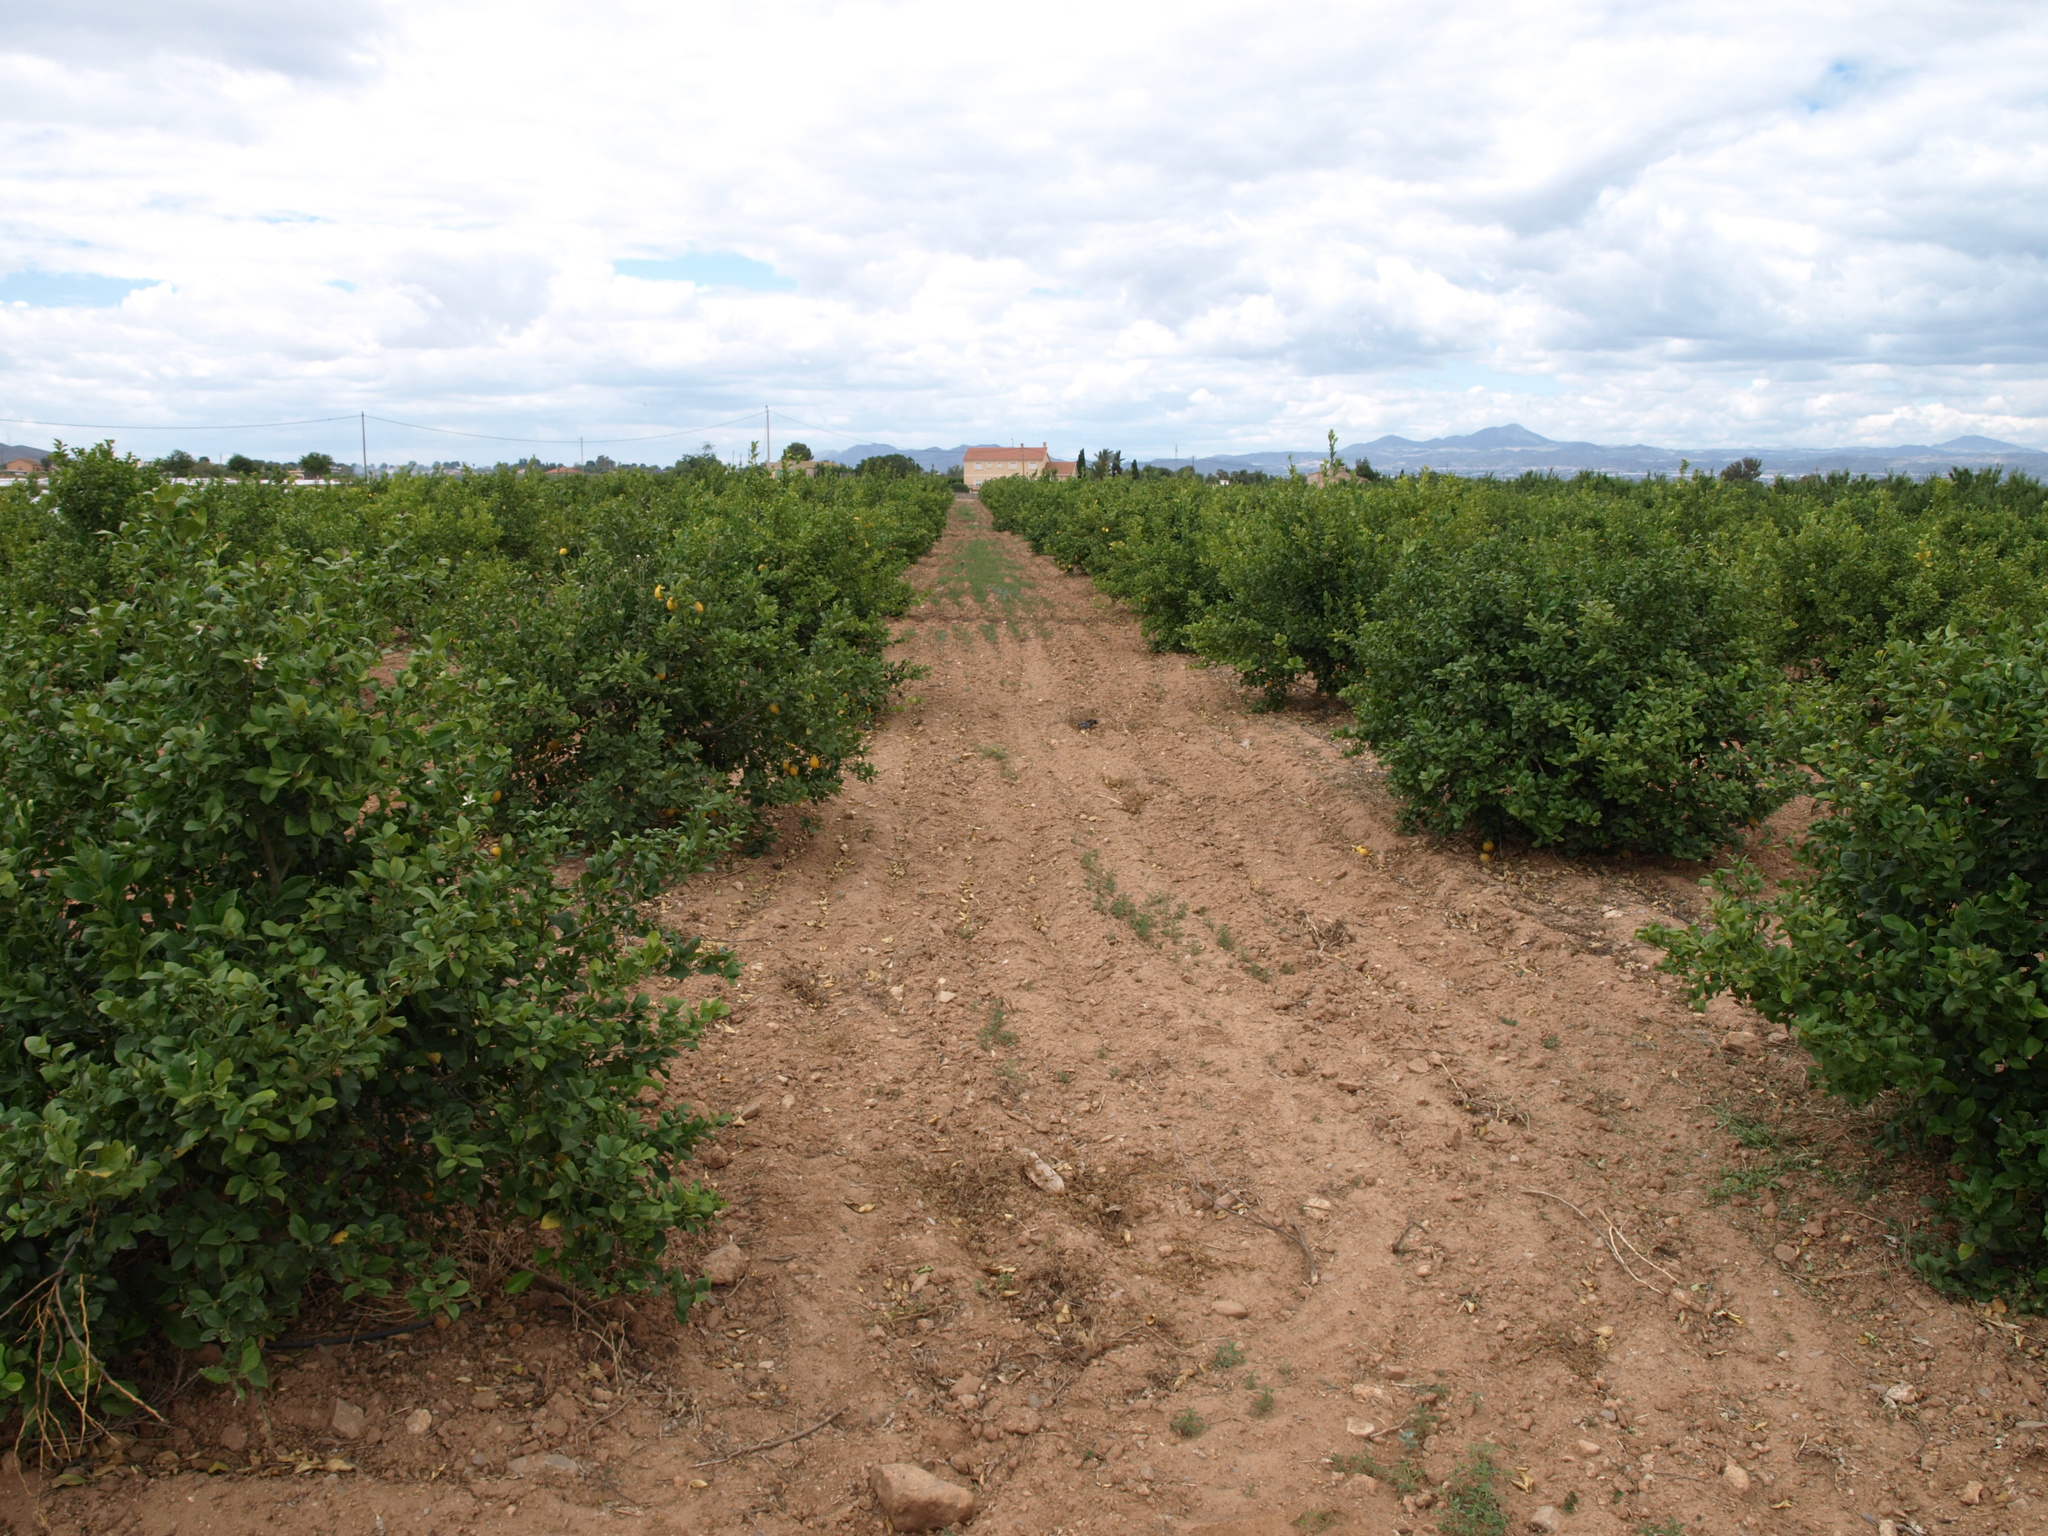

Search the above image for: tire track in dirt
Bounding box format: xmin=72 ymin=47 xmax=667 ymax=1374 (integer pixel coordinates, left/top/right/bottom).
xmin=27 ymin=497 xmax=2046 ymax=1536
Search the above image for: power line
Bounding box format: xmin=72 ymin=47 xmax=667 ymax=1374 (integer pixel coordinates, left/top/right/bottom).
xmin=0 ymin=405 xmax=929 ymax=455
xmin=0 ymin=413 xmax=359 ymax=432
xmin=363 ymin=412 xmax=765 ymax=447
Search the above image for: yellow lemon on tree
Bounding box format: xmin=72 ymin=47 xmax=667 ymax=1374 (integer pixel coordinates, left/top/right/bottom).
xmin=693 ymin=600 xmax=704 ymax=613
xmin=768 ymin=703 xmax=780 ymax=714
xmin=808 ymin=755 xmax=820 ymax=770
xmin=539 ymin=1214 xmax=562 ymax=1231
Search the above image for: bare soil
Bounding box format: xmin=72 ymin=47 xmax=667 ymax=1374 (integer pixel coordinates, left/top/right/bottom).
xmin=9 ymin=498 xmax=2047 ymax=1536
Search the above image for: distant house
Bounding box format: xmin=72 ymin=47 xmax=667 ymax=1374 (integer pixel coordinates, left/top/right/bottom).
xmin=4 ymin=457 xmax=41 ymax=475
xmin=769 ymin=458 xmax=822 ymax=478
xmin=962 ymin=444 xmax=1077 ymax=490
xmin=544 ymin=465 xmax=581 ymax=477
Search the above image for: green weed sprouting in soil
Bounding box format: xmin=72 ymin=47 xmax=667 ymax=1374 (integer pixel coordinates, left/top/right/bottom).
xmin=1170 ymin=1407 xmax=1207 ymax=1438
xmin=1249 ymin=1387 xmax=1276 ymax=1417
xmin=1639 ymin=1521 xmax=1686 ymax=1536
xmin=1291 ymin=1513 xmax=1340 ymax=1533
xmin=1211 ymin=1340 xmax=1245 ymax=1368
xmin=1327 ymin=1450 xmax=1420 ymax=1495
xmin=1440 ymin=1446 xmax=1508 ymax=1536
xmin=1561 ymin=1491 xmax=1580 ymax=1514
xmin=1714 ymin=1106 xmax=1784 ymax=1148
xmin=1542 ymin=1033 xmax=1560 ymax=1049
xmin=1324 ymin=1395 xmax=1442 ymax=1495
xmin=1080 ymin=849 xmax=1186 ymax=944
xmin=980 ymin=997 xmax=1017 ymax=1050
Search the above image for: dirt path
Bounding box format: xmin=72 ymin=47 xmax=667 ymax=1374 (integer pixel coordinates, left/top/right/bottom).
xmin=15 ymin=498 xmax=2046 ymax=1536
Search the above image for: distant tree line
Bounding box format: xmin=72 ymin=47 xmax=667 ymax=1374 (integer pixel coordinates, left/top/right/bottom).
xmin=150 ymin=450 xmax=351 ymax=481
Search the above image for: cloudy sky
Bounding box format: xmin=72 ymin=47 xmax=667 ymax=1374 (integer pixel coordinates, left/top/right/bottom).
xmin=1 ymin=0 xmax=2043 ymax=462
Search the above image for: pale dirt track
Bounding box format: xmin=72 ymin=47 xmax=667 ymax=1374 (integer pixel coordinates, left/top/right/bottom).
xmin=9 ymin=497 xmax=2045 ymax=1536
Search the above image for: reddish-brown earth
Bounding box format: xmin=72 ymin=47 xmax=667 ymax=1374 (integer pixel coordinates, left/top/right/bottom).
xmin=7 ymin=496 xmax=2046 ymax=1536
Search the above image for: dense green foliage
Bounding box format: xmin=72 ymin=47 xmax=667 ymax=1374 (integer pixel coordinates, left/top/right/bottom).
xmin=984 ymin=465 xmax=2048 ymax=854
xmin=1651 ymin=626 xmax=2048 ymax=1296
xmin=0 ymin=453 xmax=948 ymax=1428
xmin=1347 ymin=516 xmax=1788 ymax=857
xmin=988 ymin=458 xmax=2048 ymax=1293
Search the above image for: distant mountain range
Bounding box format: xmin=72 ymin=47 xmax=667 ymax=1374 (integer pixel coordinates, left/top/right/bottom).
xmin=827 ymin=427 xmax=2048 ymax=479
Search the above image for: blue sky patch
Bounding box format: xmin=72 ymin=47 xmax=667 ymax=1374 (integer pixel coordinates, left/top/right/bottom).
xmin=614 ymin=253 xmax=794 ymax=290
xmin=0 ymin=271 xmax=153 ymax=307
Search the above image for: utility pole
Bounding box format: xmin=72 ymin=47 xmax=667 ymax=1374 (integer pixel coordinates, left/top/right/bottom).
xmin=765 ymin=407 xmax=772 ymax=467
xmin=579 ymin=435 xmax=584 ymax=466
xmin=360 ymin=412 xmax=368 ymax=477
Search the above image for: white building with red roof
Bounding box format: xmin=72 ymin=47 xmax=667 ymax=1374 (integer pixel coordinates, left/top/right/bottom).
xmin=962 ymin=444 xmax=1077 ymax=490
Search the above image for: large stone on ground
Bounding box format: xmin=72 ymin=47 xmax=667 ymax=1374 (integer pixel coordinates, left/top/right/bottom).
xmin=702 ymin=1243 xmax=750 ymax=1286
xmin=870 ymin=1462 xmax=978 ymax=1531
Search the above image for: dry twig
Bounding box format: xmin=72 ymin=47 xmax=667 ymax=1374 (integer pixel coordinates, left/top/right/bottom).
xmin=1518 ymin=1188 xmax=1676 ymax=1292
xmin=692 ymin=1408 xmax=845 ymax=1467
xmin=1173 ymin=1135 xmax=1319 ymax=1285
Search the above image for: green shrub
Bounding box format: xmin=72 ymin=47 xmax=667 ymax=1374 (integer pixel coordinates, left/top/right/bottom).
xmin=1651 ymin=624 xmax=2048 ymax=1295
xmin=1440 ymin=1444 xmax=1508 ymax=1536
xmin=1185 ymin=479 xmax=1413 ymax=698
xmin=0 ymin=495 xmax=735 ymax=1433
xmin=1745 ymin=468 xmax=2048 ymax=677
xmin=1345 ymin=514 xmax=1791 ymax=856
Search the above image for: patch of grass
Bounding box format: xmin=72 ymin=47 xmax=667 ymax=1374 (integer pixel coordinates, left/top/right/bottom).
xmin=1499 ymin=1015 xmax=1519 ymax=1027
xmin=1397 ymin=1393 xmax=1440 ymax=1450
xmin=978 ymin=744 xmax=1009 ymax=761
xmin=1081 ymin=849 xmax=1186 ymax=944
xmin=1714 ymin=1106 xmax=1784 ymax=1149
xmin=995 ymin=1059 xmax=1027 ymax=1100
xmin=1440 ymin=1445 xmax=1508 ymax=1536
xmin=1709 ymin=1153 xmax=1845 ymax=1201
xmin=1292 ymin=1512 xmax=1341 ymax=1533
xmin=1328 ymin=1449 xmax=1422 ymax=1495
xmin=1211 ymin=1340 xmax=1245 ymax=1369
xmin=979 ymin=997 xmax=1017 ymax=1050
xmin=1639 ymin=1521 xmax=1686 ymax=1536
xmin=1561 ymin=1491 xmax=1580 ymax=1514
xmin=1055 ymin=1069 xmax=1072 ymax=1083
xmin=1170 ymin=1407 xmax=1207 ymax=1438
xmin=928 ymin=525 xmax=1039 ymax=609
xmin=1542 ymin=1033 xmax=1560 ymax=1049
xmin=1249 ymin=1387 xmax=1276 ymax=1417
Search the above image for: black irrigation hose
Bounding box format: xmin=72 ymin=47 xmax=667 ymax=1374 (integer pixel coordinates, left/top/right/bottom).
xmin=270 ymin=1304 xmax=462 ymax=1350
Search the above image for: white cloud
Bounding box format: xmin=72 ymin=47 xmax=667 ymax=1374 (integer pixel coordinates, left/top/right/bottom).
xmin=0 ymin=0 xmax=2044 ymax=460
